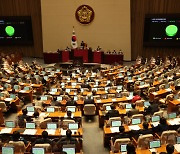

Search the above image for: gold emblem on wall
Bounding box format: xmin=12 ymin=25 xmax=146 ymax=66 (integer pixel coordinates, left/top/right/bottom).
xmin=75 ymin=5 xmax=95 ymax=25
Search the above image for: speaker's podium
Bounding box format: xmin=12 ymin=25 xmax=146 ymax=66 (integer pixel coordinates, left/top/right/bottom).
xmin=73 ymin=56 xmax=83 ymax=67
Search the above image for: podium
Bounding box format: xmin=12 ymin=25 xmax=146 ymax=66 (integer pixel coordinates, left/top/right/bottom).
xmin=74 ymin=49 xmax=88 ymax=63
xmin=93 ymin=51 xmax=103 ymax=63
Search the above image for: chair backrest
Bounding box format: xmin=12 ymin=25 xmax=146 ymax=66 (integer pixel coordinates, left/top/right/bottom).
xmin=132 ymin=114 xmax=144 ymax=121
xmin=83 ymin=104 xmax=96 ymax=115
xmin=148 ymin=87 xmax=155 ymax=94
xmin=153 ymin=111 xmax=164 ymax=117
xmin=63 ymin=119 xmax=75 ymax=127
xmin=34 ymin=143 xmax=52 ymax=153
xmin=8 ymin=141 xmax=25 ymax=153
xmin=113 ymin=138 xmax=131 ymax=152
xmin=39 ymin=118 xmax=52 ymax=129
xmin=121 ymin=91 xmax=129 ymax=97
xmin=137 ymin=134 xmax=153 ymax=149
xmin=135 ymin=100 xmax=145 ymax=107
xmin=161 ymin=130 xmax=177 ymax=144
xmin=159 ymin=84 xmax=165 ymax=90
xmin=0 ymin=102 xmax=7 ymax=112
xmin=108 ymin=94 xmax=115 ymax=98
xmin=166 ymin=94 xmax=174 ymax=102
xmin=107 ymin=117 xmax=121 ymax=126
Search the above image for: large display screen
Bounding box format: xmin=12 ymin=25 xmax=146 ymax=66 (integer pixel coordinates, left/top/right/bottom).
xmin=143 ymin=14 xmax=180 ymax=47
xmin=0 ymin=16 xmax=33 ymax=45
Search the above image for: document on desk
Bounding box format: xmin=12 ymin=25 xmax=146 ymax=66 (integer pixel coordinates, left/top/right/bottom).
xmin=60 ymin=128 xmax=67 ymax=136
xmin=152 ymin=92 xmax=158 ymax=95
xmin=112 ymin=99 xmax=117 ymax=102
xmin=40 ymin=112 xmax=49 ymax=118
xmin=174 ymin=144 xmax=180 ymax=152
xmin=23 ymin=129 xmax=37 ymax=135
xmin=4 ymin=98 xmax=13 ymax=102
xmin=0 ymin=128 xmax=12 ymax=134
xmin=168 ymin=118 xmax=180 ymax=125
xmin=177 ymin=99 xmax=180 ymax=102
xmin=128 ymin=125 xmax=140 ymax=130
xmin=151 ymin=122 xmax=159 ymax=127
xmin=128 ymin=80 xmax=134 ymax=83
xmin=166 ymin=88 xmax=172 ymax=92
xmin=49 ymin=92 xmax=56 ymax=95
xmin=149 ymin=148 xmax=157 ymax=153
xmin=27 ymin=112 xmax=34 ymax=116
xmin=110 ymin=127 xmax=120 ymax=133
xmin=19 ymin=90 xmax=26 ymax=93
xmin=45 ymin=129 xmax=56 ymax=135
xmin=96 ymin=100 xmax=101 ymax=103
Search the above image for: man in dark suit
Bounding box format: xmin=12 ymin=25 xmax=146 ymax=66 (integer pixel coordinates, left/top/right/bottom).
xmin=145 ymin=100 xmax=159 ymax=115
xmin=160 ymin=144 xmax=174 ymax=154
xmin=127 ymin=104 xmax=139 ymax=117
xmin=138 ymin=122 xmax=152 ymax=135
xmin=112 ymin=126 xmax=131 ymax=144
xmin=106 ymin=104 xmax=119 ymax=119
xmin=84 ymin=95 xmax=95 ymax=105
xmin=33 ymin=131 xmax=52 ymax=146
xmin=152 ymin=117 xmax=169 ymax=133
xmin=66 ymin=97 xmax=77 ymax=106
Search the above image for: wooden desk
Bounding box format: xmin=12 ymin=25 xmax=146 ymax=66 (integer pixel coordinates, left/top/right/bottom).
xmin=110 ymin=144 xmax=179 ymax=154
xmin=149 ymin=89 xmax=172 ymax=100
xmin=18 ymin=90 xmax=33 ymax=102
xmin=168 ymin=99 xmax=180 ymax=112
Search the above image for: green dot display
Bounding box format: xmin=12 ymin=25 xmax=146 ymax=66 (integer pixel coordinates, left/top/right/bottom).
xmin=165 ymin=25 xmax=178 ymax=37
xmin=5 ymin=26 xmax=15 ymax=36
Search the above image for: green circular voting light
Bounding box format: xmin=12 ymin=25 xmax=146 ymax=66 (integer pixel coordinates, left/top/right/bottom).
xmin=165 ymin=25 xmax=178 ymax=37
xmin=5 ymin=26 xmax=15 ymax=36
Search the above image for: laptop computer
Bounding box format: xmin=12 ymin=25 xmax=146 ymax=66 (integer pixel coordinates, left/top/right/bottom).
xmin=132 ymin=118 xmax=141 ymax=125
xmin=117 ymin=85 xmax=123 ymax=90
xmin=149 ymin=140 xmax=161 ymax=149
xmin=67 ymin=106 xmax=76 ymax=113
xmin=2 ymin=146 xmax=14 ymax=154
xmin=46 ymin=107 xmax=55 ymax=113
xmin=168 ymin=112 xmax=177 ymax=119
xmin=126 ymin=104 xmax=132 ymax=109
xmin=176 ymin=136 xmax=180 ymax=144
xmin=111 ymin=120 xmax=121 ymax=127
xmin=47 ymin=123 xmax=57 ymax=129
xmin=24 ymin=86 xmax=30 ymax=91
xmin=10 ymin=94 xmax=16 ymax=99
xmin=32 ymin=147 xmax=45 ymax=154
xmin=68 ymin=123 xmax=79 ymax=130
xmin=5 ymin=121 xmax=15 ymax=128
xmin=120 ymin=144 xmax=127 ymax=152
xmin=27 ymin=106 xmax=35 ymax=112
xmin=165 ymin=84 xmax=170 ymax=89
xmin=105 ymin=105 xmax=111 ymax=111
xmin=26 ymin=122 xmax=36 ymax=129
xmin=51 ymin=88 xmax=58 ymax=92
xmin=151 ymin=115 xmax=160 ymax=122
xmin=62 ymin=147 xmax=75 ymax=154
xmin=57 ymin=96 xmax=62 ymax=101
xmin=74 ymin=96 xmax=78 ymax=101
xmin=66 ymin=89 xmax=70 ymax=93
xmin=144 ymin=101 xmax=150 ymax=107
xmin=41 ymin=96 xmax=48 ymax=101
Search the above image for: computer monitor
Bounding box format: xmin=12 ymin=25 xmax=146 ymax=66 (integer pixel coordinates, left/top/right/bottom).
xmin=68 ymin=123 xmax=79 ymax=130
xmin=168 ymin=112 xmax=177 ymax=119
xmin=72 ymin=83 xmax=76 ymax=86
xmin=132 ymin=118 xmax=141 ymax=125
xmin=66 ymin=89 xmax=70 ymax=93
xmin=67 ymin=106 xmax=76 ymax=113
xmin=174 ymin=94 xmax=179 ymax=100
xmin=128 ymin=76 xmax=132 ymax=80
xmin=117 ymin=85 xmax=123 ymax=90
xmin=62 ymin=147 xmax=75 ymax=154
xmin=24 ymin=86 xmax=30 ymax=90
xmin=57 ymin=96 xmax=62 ymax=101
xmin=140 ymin=81 xmax=145 ymax=85
xmin=46 ymin=107 xmax=55 ymax=113
xmin=177 ymin=136 xmax=180 ymax=144
xmin=47 ymin=123 xmax=57 ymax=129
xmin=44 ymin=76 xmax=48 ymax=80
xmin=105 ymin=105 xmax=111 ymax=111
xmin=27 ymin=106 xmax=35 ymax=112
xmin=51 ymin=88 xmax=58 ymax=92
xmin=5 ymin=121 xmax=15 ymax=128
xmin=74 ymin=96 xmax=78 ymax=101
xmin=126 ymin=104 xmax=132 ymax=109
xmin=144 ymin=101 xmax=150 ymax=107
xmin=14 ymin=85 xmax=19 ymax=90
xmin=165 ymin=84 xmax=170 ymax=89
xmin=10 ymin=94 xmax=16 ymax=99
xmin=111 ymin=120 xmax=121 ymax=127
xmin=32 ymin=147 xmax=45 ymax=154
xmin=151 ymin=115 xmax=160 ymax=122
xmin=26 ymin=122 xmax=36 ymax=129
xmin=120 ymin=144 xmax=127 ymax=152
xmin=149 ymin=140 xmax=161 ymax=149
xmin=2 ymin=146 xmax=14 ymax=154
xmin=41 ymin=96 xmax=48 ymax=101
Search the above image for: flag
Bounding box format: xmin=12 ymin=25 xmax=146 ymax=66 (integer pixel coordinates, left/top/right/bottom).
xmin=71 ymin=27 xmax=78 ymax=49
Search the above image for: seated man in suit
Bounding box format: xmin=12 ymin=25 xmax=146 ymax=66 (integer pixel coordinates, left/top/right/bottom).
xmin=160 ymin=144 xmax=174 ymax=154
xmin=138 ymin=121 xmax=152 ymax=135
xmin=84 ymin=95 xmax=95 ymax=105
xmin=10 ymin=131 xmax=28 ymax=145
xmin=145 ymin=100 xmax=159 ymax=115
xmin=127 ymin=143 xmax=136 ymax=154
xmin=152 ymin=117 xmax=169 ymax=133
xmin=112 ymin=126 xmax=131 ymax=144
xmin=106 ymin=104 xmax=119 ymax=119
xmin=127 ymin=103 xmax=139 ymax=117
xmin=33 ymin=131 xmax=52 ymax=146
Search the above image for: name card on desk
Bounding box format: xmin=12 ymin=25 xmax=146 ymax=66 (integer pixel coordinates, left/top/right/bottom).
xmin=110 ymin=127 xmax=119 ymax=133
xmin=128 ymin=125 xmax=140 ymax=130
xmin=23 ymin=129 xmax=37 ymax=135
xmin=0 ymin=128 xmax=12 ymax=134
xmin=45 ymin=129 xmax=56 ymax=135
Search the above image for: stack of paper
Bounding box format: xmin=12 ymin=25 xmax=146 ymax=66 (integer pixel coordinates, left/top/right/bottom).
xmin=149 ymin=149 xmax=157 ymax=153
xmin=168 ymin=118 xmax=180 ymax=125
xmin=110 ymin=127 xmax=120 ymax=133
xmin=23 ymin=129 xmax=37 ymax=135
xmin=61 ymin=129 xmax=67 ymax=136
xmin=174 ymin=144 xmax=180 ymax=152
xmin=45 ymin=129 xmax=56 ymax=135
xmin=96 ymin=100 xmax=101 ymax=103
xmin=166 ymin=88 xmax=172 ymax=92
xmin=4 ymin=98 xmax=13 ymax=101
xmin=128 ymin=125 xmax=140 ymax=130
xmin=0 ymin=128 xmax=12 ymax=134
xmin=151 ymin=122 xmax=159 ymax=127
xmin=152 ymin=92 xmax=158 ymax=95
xmin=27 ymin=112 xmax=34 ymax=116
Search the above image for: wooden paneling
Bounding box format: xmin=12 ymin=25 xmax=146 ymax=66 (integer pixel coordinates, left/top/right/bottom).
xmin=131 ymin=0 xmax=180 ymax=60
xmin=0 ymin=0 xmax=43 ymax=58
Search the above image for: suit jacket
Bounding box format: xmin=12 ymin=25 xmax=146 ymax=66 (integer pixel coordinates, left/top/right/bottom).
xmin=106 ymin=109 xmax=119 ymax=119
xmin=127 ymin=109 xmax=139 ymax=117
xmin=146 ymin=104 xmax=159 ymax=115
xmin=66 ymin=100 xmax=77 ymax=106
xmin=138 ymin=128 xmax=153 ymax=135
xmin=153 ymin=124 xmax=169 ymax=133
xmin=34 ymin=138 xmax=52 ymax=145
xmin=112 ymin=133 xmax=131 ymax=144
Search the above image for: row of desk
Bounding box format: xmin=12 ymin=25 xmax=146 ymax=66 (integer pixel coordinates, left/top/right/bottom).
xmin=43 ymin=50 xmax=124 ymax=64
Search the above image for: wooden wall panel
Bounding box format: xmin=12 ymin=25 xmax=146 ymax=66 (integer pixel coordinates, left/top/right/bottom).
xmin=0 ymin=0 xmax=43 ymax=58
xmin=131 ymin=0 xmax=180 ymax=60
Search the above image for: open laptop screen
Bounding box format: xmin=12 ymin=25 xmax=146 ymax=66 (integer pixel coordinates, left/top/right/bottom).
xmin=67 ymin=106 xmax=76 ymax=113
xmin=126 ymin=104 xmax=132 ymax=109
xmin=32 ymin=147 xmax=45 ymax=154
xmin=26 ymin=122 xmax=35 ymax=129
xmin=105 ymin=105 xmax=111 ymax=111
xmin=132 ymin=118 xmax=141 ymax=125
xmin=47 ymin=123 xmax=57 ymax=129
xmin=2 ymin=146 xmax=14 ymax=154
xmin=27 ymin=106 xmax=35 ymax=112
xmin=41 ymin=96 xmax=48 ymax=101
xmin=62 ymin=147 xmax=75 ymax=154
xmin=120 ymin=144 xmax=127 ymax=152
xmin=5 ymin=121 xmax=15 ymax=128
xmin=149 ymin=140 xmax=161 ymax=149
xmin=57 ymin=96 xmax=62 ymax=101
xmin=111 ymin=120 xmax=121 ymax=127
xmin=177 ymin=136 xmax=180 ymax=144
xmin=168 ymin=112 xmax=177 ymax=119
xmin=46 ymin=107 xmax=55 ymax=113
xmin=68 ymin=123 xmax=78 ymax=130
xmin=151 ymin=115 xmax=160 ymax=122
